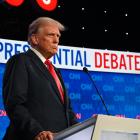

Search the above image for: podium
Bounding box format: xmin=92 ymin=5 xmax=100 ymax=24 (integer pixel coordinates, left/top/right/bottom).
xmin=54 ymin=115 xmax=140 ymax=140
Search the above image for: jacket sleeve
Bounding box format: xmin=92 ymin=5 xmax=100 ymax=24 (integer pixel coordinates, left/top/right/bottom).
xmin=2 ymin=54 xmax=43 ymax=139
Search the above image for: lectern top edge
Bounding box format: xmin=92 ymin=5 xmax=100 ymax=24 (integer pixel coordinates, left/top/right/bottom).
xmin=54 ymin=116 xmax=97 ymax=140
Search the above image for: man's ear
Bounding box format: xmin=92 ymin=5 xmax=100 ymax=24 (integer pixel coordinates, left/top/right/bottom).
xmin=30 ymin=34 xmax=39 ymax=45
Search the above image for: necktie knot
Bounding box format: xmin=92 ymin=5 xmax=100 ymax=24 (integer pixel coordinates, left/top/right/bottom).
xmin=45 ymin=59 xmax=51 ymax=65
xmin=44 ymin=59 xmax=53 ymax=70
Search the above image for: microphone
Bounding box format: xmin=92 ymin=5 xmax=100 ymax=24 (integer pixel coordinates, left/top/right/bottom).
xmin=83 ymin=67 xmax=110 ymax=115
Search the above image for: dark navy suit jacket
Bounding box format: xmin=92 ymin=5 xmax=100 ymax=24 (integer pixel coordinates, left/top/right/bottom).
xmin=2 ymin=49 xmax=77 ymax=140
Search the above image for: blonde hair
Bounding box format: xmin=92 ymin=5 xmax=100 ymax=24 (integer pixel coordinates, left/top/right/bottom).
xmin=28 ymin=17 xmax=65 ymax=43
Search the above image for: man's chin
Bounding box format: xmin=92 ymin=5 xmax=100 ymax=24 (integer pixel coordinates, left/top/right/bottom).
xmin=49 ymin=51 xmax=57 ymax=57
xmin=53 ymin=50 xmax=58 ymax=54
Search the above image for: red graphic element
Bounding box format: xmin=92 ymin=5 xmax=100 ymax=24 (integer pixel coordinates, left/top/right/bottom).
xmin=5 ymin=0 xmax=24 ymax=7
xmin=0 ymin=110 xmax=7 ymax=117
xmin=75 ymin=113 xmax=81 ymax=119
xmin=36 ymin=0 xmax=58 ymax=11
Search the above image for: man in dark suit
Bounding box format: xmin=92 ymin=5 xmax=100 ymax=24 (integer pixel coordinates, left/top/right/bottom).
xmin=2 ymin=17 xmax=77 ymax=140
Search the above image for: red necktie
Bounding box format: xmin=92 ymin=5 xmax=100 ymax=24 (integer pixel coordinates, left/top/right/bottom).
xmin=45 ymin=59 xmax=64 ymax=103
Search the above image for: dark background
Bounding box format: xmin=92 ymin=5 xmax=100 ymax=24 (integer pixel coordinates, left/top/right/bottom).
xmin=0 ymin=1 xmax=138 ymax=52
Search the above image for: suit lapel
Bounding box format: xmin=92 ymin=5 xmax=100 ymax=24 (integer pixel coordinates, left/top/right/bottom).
xmin=25 ymin=49 xmax=65 ymax=105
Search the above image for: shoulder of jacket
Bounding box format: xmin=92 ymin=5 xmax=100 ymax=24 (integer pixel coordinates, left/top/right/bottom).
xmin=6 ymin=52 xmax=28 ymax=65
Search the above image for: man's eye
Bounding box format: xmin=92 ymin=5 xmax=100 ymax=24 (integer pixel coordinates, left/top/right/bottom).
xmin=47 ymin=34 xmax=53 ymax=36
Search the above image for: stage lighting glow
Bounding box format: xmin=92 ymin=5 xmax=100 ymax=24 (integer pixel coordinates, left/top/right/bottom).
xmin=5 ymin=0 xmax=24 ymax=7
xmin=36 ymin=0 xmax=58 ymax=11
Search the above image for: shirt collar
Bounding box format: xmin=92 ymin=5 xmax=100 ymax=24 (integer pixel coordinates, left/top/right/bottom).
xmin=30 ymin=47 xmax=46 ymax=63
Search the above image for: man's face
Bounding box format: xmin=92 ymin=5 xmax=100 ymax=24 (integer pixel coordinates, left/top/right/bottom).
xmin=34 ymin=24 xmax=61 ymax=59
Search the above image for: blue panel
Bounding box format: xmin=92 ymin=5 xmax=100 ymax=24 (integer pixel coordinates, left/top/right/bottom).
xmin=60 ymin=69 xmax=140 ymax=121
xmin=0 ymin=64 xmax=140 ymax=139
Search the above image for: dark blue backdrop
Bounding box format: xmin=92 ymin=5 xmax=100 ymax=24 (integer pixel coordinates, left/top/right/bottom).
xmin=0 ymin=63 xmax=140 ymax=139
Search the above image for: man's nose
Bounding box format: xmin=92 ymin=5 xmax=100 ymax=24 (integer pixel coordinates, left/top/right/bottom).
xmin=53 ymin=36 xmax=59 ymax=43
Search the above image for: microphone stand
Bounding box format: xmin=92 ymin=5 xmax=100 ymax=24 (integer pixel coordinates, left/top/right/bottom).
xmin=83 ymin=67 xmax=110 ymax=115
